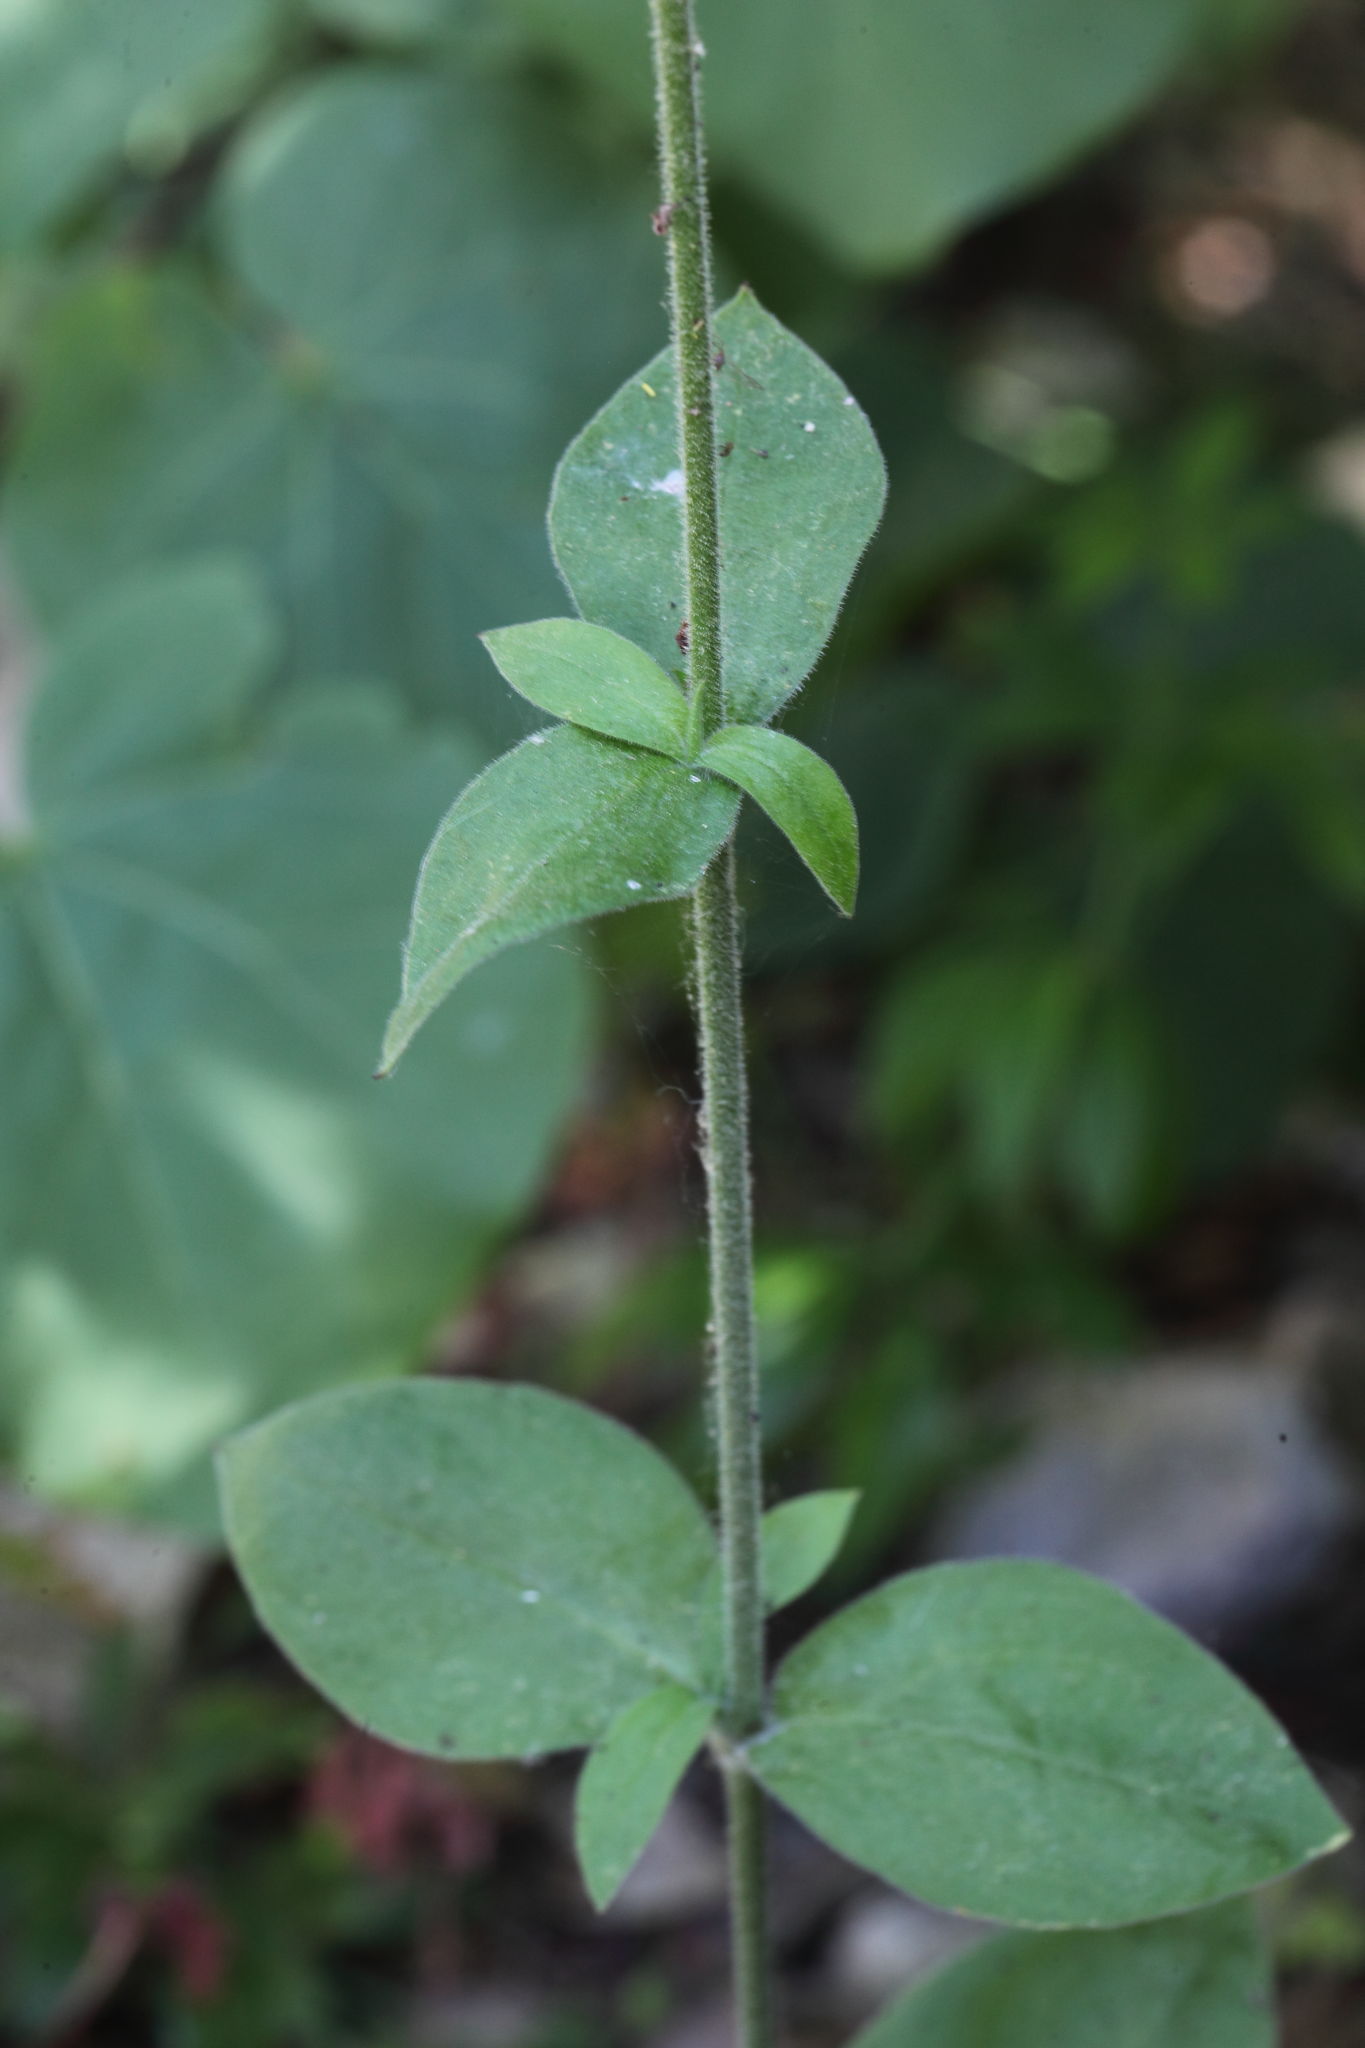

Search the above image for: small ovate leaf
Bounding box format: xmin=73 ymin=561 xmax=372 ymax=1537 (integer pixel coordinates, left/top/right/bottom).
xmin=701 ymin=726 xmax=859 ymax=915
xmin=851 ymin=1901 xmax=1272 ymax=2048
xmin=762 ymin=1492 xmax=861 ymax=1611
xmin=575 ymin=1683 xmax=715 ymax=1911
xmin=550 ymin=287 xmax=886 ymax=726
xmin=750 ymin=1560 xmax=1347 ymax=1928
xmin=219 ymin=1379 xmax=719 ymax=1760
xmin=380 ymin=725 xmax=738 ymax=1071
xmin=481 ymin=619 xmax=689 ymax=758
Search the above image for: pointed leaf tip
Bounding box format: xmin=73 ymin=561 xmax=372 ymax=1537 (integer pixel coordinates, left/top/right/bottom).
xmin=550 ymin=289 xmax=885 ymax=726
xmin=753 ymin=1560 xmax=1347 ymax=1928
xmin=381 ymin=725 xmax=739 ymax=1068
xmin=700 ymin=725 xmax=858 ymax=915
xmin=762 ymin=1491 xmax=860 ymax=1610
xmin=575 ymin=1683 xmax=714 ymax=1911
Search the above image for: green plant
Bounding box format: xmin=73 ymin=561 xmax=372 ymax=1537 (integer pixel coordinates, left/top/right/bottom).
xmin=213 ymin=6 xmax=1351 ymax=2044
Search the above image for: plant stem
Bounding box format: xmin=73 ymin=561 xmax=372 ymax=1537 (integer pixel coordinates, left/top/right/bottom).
xmin=649 ymin=5 xmax=773 ymax=2044
xmin=650 ymin=0 xmax=723 ymax=742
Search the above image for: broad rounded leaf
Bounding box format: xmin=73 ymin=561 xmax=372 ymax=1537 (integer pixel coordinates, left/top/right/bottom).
xmin=481 ymin=619 xmax=689 ymax=758
xmin=550 ymin=288 xmax=886 ymax=727
xmin=751 ymin=1561 xmax=1346 ymax=1927
xmin=762 ymin=1491 xmax=860 ymax=1611
xmin=852 ymin=1901 xmax=1272 ymax=2048
xmin=575 ymin=1683 xmax=715 ymax=1911
xmin=0 ymin=561 xmax=588 ymax=1523
xmin=219 ymin=1379 xmax=720 ymax=1759
xmin=700 ymin=725 xmax=859 ymax=915
xmin=0 ymin=0 xmax=280 ymax=254
xmin=498 ymin=0 xmax=1289 ymax=272
xmin=3 ymin=68 xmax=662 ymax=734
xmin=381 ymin=724 xmax=738 ymax=1071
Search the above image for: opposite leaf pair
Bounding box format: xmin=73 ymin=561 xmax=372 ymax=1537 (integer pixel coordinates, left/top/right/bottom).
xmin=378 ymin=618 xmax=858 ymax=1075
xmin=378 ymin=287 xmax=886 ymax=1076
xmin=220 ymin=1378 xmax=1345 ymax=1931
xmin=488 ymin=616 xmax=859 ymax=911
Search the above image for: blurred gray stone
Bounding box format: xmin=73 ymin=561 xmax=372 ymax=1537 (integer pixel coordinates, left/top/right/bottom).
xmin=0 ymin=1483 xmax=206 ymax=1730
xmin=824 ymin=1889 xmax=984 ymax=2021
xmin=600 ymin=1794 xmax=728 ymax=1928
xmin=932 ymin=1354 xmax=1359 ymax=1639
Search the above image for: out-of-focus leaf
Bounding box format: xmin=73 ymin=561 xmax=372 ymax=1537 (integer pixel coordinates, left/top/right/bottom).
xmin=575 ymin=1683 xmax=714 ymax=1910
xmin=751 ymin=1560 xmax=1347 ymax=1926
xmin=381 ymin=726 xmax=738 ymax=1070
xmin=852 ymin=1902 xmax=1272 ymax=2048
xmin=550 ymin=288 xmax=886 ymax=726
xmin=1139 ymin=812 xmax=1352 ymax=1181
xmin=870 ymin=945 xmax=1090 ymax=1201
xmin=0 ymin=0 xmax=282 ymax=254
xmin=700 ymin=726 xmax=859 ymax=914
xmin=495 ymin=0 xmax=1280 ymax=272
xmin=220 ymin=1380 xmax=719 ymax=1757
xmin=0 ymin=560 xmax=588 ymax=1522
xmin=2 ymin=67 xmax=662 ymax=735
xmin=1052 ymin=993 xmax=1167 ymax=1235
xmin=481 ymin=619 xmax=689 ymax=758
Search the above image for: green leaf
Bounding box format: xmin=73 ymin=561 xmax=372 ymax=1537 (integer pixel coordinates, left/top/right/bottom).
xmin=481 ymin=619 xmax=689 ymax=758
xmin=3 ymin=68 xmax=663 ymax=735
xmin=550 ymin=288 xmax=886 ymax=727
xmin=219 ymin=1379 xmax=719 ymax=1760
xmin=762 ymin=1492 xmax=860 ymax=1611
xmin=750 ymin=1560 xmax=1347 ymax=1927
xmin=0 ymin=560 xmax=589 ymax=1523
xmin=381 ymin=725 xmax=738 ymax=1072
xmin=575 ymin=1683 xmax=715 ymax=1911
xmin=851 ymin=1901 xmax=1272 ymax=2048
xmin=495 ymin=0 xmax=1279 ymax=272
xmin=0 ymin=0 xmax=281 ymax=254
xmin=700 ymin=726 xmax=859 ymax=915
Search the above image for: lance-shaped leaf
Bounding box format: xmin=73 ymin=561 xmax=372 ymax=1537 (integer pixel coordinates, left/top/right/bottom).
xmin=481 ymin=619 xmax=689 ymax=758
xmin=750 ymin=1560 xmax=1347 ymax=1928
xmin=550 ymin=288 xmax=886 ymax=727
xmin=851 ymin=1901 xmax=1272 ymax=2048
xmin=0 ymin=559 xmax=587 ymax=1524
xmin=219 ymin=1380 xmax=719 ymax=1760
xmin=701 ymin=726 xmax=859 ymax=915
xmin=575 ymin=1683 xmax=715 ymax=1911
xmin=762 ymin=1492 xmax=860 ymax=1611
xmin=381 ymin=725 xmax=738 ymax=1071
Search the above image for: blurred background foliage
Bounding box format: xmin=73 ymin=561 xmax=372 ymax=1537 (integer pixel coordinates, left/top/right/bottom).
xmin=4 ymin=0 xmax=1365 ymax=2040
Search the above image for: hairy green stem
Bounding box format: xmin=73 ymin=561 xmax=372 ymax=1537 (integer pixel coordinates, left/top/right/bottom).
xmin=650 ymin=0 xmax=723 ymax=741
xmin=649 ymin=3 xmax=773 ymax=2042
